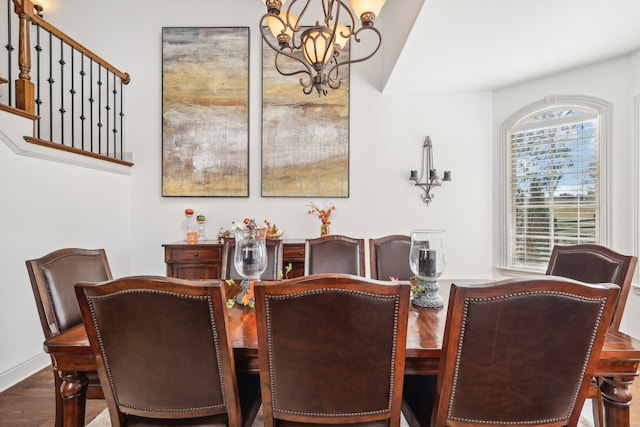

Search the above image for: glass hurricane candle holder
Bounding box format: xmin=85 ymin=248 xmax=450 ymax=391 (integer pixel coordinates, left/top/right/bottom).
xmin=234 ymin=228 xmax=268 ymax=305
xmin=409 ymin=229 xmax=446 ymax=307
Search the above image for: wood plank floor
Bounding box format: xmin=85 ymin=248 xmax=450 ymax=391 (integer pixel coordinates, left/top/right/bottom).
xmin=1 ymin=366 xmax=640 ymax=426
xmin=0 ymin=367 xmax=105 ymax=426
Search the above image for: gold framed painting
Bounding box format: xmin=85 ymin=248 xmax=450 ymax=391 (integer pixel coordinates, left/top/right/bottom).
xmin=162 ymin=27 xmax=250 ymax=197
xmin=260 ymin=28 xmax=350 ymax=197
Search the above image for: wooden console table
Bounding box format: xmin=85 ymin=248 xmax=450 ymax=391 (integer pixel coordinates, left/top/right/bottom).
xmin=163 ymin=240 xmax=306 ymax=279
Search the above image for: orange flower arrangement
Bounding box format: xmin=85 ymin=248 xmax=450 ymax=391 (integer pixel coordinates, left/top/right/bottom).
xmin=263 ymin=219 xmax=283 ymax=238
xmin=241 ymin=278 xmax=257 ymax=307
xmin=306 ymin=202 xmax=336 ymax=225
xmin=226 ymin=278 xmax=257 ymax=308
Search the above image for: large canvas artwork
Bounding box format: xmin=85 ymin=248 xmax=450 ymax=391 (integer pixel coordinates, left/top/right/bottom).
xmin=162 ymin=27 xmax=249 ymax=197
xmin=261 ymin=29 xmax=350 ymax=197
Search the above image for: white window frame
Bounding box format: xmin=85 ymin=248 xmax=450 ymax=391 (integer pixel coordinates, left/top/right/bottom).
xmin=499 ymin=95 xmax=611 ymax=273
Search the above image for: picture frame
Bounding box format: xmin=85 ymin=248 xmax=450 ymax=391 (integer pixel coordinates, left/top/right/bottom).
xmin=260 ymin=27 xmax=350 ymax=197
xmin=162 ymin=27 xmax=250 ymax=197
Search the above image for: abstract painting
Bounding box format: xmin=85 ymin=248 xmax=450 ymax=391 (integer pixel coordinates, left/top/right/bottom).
xmin=162 ymin=27 xmax=249 ymax=197
xmin=261 ymin=28 xmax=350 ymax=197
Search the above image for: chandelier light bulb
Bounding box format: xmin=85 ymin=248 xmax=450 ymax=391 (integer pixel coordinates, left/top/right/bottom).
xmin=349 ymin=0 xmax=387 ymax=24
xmin=302 ymin=26 xmax=334 ymax=67
xmin=266 ymin=10 xmax=298 ymax=45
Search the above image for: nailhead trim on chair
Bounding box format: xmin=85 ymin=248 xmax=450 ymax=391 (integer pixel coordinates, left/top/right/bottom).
xmin=86 ymin=289 xmax=227 ymax=413
xmin=447 ymin=290 xmax=607 ymax=425
xmin=549 ymin=248 xmax=624 ymax=285
xmin=265 ymin=288 xmax=400 ymax=417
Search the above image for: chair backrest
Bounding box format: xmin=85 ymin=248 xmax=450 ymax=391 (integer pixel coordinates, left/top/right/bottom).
xmin=432 ymin=276 xmax=619 ymax=427
xmin=304 ymin=235 xmax=366 ymax=276
xmin=546 ymin=243 xmax=637 ymax=329
xmin=254 ymin=274 xmax=410 ymax=427
xmin=26 ymin=248 xmax=113 ymax=338
xmin=369 ymin=235 xmax=412 ymax=280
xmin=221 ymin=238 xmax=284 ymax=281
xmin=75 ymin=276 xmax=242 ymax=427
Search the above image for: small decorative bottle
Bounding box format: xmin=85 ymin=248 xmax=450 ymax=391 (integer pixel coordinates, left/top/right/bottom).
xmin=185 ymin=208 xmax=198 ymax=243
xmin=197 ymin=215 xmax=206 ymax=241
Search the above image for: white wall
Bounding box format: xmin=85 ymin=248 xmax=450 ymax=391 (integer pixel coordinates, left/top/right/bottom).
xmin=0 ymin=113 xmax=132 ymax=389
xmin=492 ymin=55 xmax=640 ymax=337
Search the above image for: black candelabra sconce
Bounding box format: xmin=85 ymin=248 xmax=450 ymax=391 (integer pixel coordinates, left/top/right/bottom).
xmin=409 ymin=136 xmax=451 ymax=205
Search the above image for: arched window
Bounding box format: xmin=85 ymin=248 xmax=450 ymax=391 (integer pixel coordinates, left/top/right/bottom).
xmin=502 ymin=96 xmax=610 ymax=271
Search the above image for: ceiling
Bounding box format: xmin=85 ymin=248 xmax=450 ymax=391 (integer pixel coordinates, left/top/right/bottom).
xmin=381 ymin=0 xmax=640 ymax=94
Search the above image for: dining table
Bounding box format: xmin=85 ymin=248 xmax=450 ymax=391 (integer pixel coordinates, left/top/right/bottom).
xmin=44 ymin=280 xmax=640 ymax=427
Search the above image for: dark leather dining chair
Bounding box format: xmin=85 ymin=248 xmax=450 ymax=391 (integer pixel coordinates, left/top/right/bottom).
xmin=75 ymin=275 xmax=252 ymax=427
xmin=254 ymin=273 xmax=410 ymax=427
xmin=26 ymin=247 xmax=112 ymax=427
xmin=369 ymin=234 xmax=413 ymax=280
xmin=304 ymin=235 xmax=366 ymax=276
xmin=545 ymin=243 xmax=638 ymax=427
xmin=221 ymin=238 xmax=284 ymax=281
xmin=429 ymin=276 xmax=618 ymax=427
xmin=546 ymin=244 xmax=637 ymax=330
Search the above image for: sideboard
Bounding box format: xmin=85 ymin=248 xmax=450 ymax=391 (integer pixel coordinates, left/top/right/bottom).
xmin=163 ymin=240 xmax=306 ymax=280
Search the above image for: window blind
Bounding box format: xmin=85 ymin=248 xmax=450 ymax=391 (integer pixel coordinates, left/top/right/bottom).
xmin=508 ymin=109 xmax=599 ymax=269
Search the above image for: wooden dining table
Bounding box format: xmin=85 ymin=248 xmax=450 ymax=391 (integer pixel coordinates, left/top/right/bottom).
xmin=44 ymin=281 xmax=640 ymax=427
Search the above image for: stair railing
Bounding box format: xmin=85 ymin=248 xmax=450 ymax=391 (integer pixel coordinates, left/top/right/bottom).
xmin=2 ymin=0 xmax=132 ymax=165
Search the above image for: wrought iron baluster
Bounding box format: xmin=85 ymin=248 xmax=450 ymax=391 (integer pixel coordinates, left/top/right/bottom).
xmin=112 ymin=72 xmax=117 ymax=159
xmin=89 ymin=58 xmax=94 ymax=152
xmin=70 ymin=46 xmax=75 ymax=147
xmin=97 ymin=65 xmax=102 ymax=154
xmin=34 ymin=21 xmax=42 ymax=137
xmin=58 ymin=38 xmax=65 ymax=145
xmin=4 ymin=0 xmax=14 ymax=106
xmin=119 ymin=79 xmax=124 ymax=160
xmin=80 ymin=53 xmax=85 ymax=151
xmin=105 ymin=69 xmax=110 ymax=156
xmin=47 ymin=31 xmax=53 ymax=141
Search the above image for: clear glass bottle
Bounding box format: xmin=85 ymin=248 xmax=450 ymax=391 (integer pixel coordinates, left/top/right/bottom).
xmin=197 ymin=215 xmax=206 ymax=241
xmin=185 ymin=212 xmax=198 ymax=243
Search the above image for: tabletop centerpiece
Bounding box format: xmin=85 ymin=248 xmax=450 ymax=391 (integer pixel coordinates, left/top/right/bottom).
xmin=409 ymin=229 xmax=446 ymax=307
xmin=232 ymin=219 xmax=268 ymax=307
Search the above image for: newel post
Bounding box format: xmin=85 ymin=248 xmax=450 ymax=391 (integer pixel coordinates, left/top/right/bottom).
xmin=12 ymin=0 xmax=36 ymax=114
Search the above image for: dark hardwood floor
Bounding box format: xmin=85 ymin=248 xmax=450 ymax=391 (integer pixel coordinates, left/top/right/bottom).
xmin=0 ymin=367 xmax=105 ymax=426
xmin=1 ymin=366 xmax=640 ymax=426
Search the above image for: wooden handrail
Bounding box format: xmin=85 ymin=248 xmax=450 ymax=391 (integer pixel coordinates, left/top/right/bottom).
xmin=29 ymin=15 xmax=131 ymax=84
xmin=10 ymin=0 xmax=130 ymax=114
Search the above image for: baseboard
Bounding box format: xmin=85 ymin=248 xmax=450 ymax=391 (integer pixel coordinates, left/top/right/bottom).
xmin=0 ymin=353 xmax=50 ymax=392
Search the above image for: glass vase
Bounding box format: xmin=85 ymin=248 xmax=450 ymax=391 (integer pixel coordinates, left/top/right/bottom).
xmin=320 ymin=223 xmax=330 ymax=236
xmin=233 ymin=228 xmax=268 ymax=305
xmin=409 ymin=229 xmax=446 ymax=307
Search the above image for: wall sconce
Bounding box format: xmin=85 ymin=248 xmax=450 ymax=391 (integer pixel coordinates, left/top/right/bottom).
xmin=409 ymin=136 xmax=451 ymax=205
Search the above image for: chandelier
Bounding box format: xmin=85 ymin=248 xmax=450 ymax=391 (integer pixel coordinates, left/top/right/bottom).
xmin=259 ymin=0 xmax=387 ymax=96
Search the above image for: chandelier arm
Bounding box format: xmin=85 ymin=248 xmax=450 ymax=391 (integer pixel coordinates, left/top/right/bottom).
xmin=326 ymin=26 xmax=382 ymax=78
xmin=273 ymin=52 xmax=314 ymax=91
xmin=259 ymin=17 xmax=315 ymax=79
xmin=326 ymin=57 xmax=341 ymax=89
xmin=291 ymin=0 xmax=311 ymax=26
xmin=337 ymin=1 xmax=357 ymax=31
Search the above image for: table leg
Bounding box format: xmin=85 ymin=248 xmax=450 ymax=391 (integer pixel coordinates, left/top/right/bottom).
xmin=58 ymin=370 xmax=88 ymax=427
xmin=600 ymin=375 xmax=634 ymax=427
